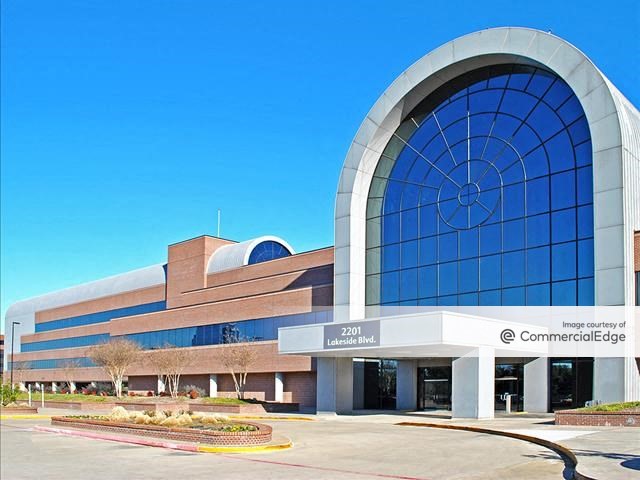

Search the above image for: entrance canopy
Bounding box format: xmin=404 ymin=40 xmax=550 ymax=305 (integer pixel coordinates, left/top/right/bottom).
xmin=278 ymin=311 xmax=549 ymax=359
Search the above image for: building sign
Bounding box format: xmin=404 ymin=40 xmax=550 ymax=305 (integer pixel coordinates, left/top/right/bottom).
xmin=323 ymin=321 xmax=380 ymax=350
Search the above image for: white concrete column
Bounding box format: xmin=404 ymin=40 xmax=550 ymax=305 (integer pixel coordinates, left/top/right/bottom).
xmin=68 ymin=381 xmax=76 ymax=393
xmin=593 ymin=358 xmax=625 ymax=403
xmin=51 ymin=382 xmax=58 ymax=393
xmin=353 ymin=360 xmax=365 ymax=409
xmin=452 ymin=347 xmax=495 ymax=419
xmin=157 ymin=377 xmax=166 ymax=394
xmin=275 ymin=372 xmax=284 ymax=402
xmin=208 ymin=374 xmax=218 ymax=398
xmin=18 ymin=382 xmax=26 ymax=392
xmin=396 ymin=360 xmax=418 ymax=411
xmin=316 ymin=357 xmax=353 ymax=414
xmin=524 ymin=357 xmax=548 ymax=413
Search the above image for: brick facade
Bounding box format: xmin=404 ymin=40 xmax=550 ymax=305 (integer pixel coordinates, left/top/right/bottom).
xmin=11 ymin=237 xmax=331 ymax=410
xmin=634 ymin=231 xmax=640 ymax=272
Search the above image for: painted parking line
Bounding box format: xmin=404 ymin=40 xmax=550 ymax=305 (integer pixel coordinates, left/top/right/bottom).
xmin=32 ymin=425 xmax=293 ymax=455
xmin=33 ymin=425 xmax=199 ymax=453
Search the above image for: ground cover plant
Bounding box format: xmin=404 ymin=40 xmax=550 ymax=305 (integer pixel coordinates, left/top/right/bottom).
xmin=63 ymin=406 xmax=258 ymax=432
xmin=577 ymin=401 xmax=640 ymax=412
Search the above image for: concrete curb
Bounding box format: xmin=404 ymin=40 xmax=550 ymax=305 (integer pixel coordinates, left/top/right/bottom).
xmin=197 ymin=441 xmax=293 ymax=453
xmin=1 ymin=414 xmax=51 ymax=420
xmin=33 ymin=425 xmax=293 ymax=455
xmin=228 ymin=415 xmax=314 ymax=422
xmin=396 ymin=422 xmax=597 ymax=480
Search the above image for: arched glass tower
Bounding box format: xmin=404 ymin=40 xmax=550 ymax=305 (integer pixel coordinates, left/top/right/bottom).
xmin=365 ymin=64 xmax=594 ymax=307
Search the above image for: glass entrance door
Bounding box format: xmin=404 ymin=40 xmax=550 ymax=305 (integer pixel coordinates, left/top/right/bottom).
xmin=550 ymin=358 xmax=594 ymax=410
xmin=495 ymin=364 xmax=524 ymax=411
xmin=417 ymin=366 xmax=451 ymax=410
xmin=363 ymin=359 xmax=397 ymax=409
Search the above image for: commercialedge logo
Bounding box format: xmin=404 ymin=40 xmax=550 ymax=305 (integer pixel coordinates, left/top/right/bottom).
xmin=500 ymin=328 xmax=626 ymax=345
xmin=500 ymin=329 xmax=515 ymax=344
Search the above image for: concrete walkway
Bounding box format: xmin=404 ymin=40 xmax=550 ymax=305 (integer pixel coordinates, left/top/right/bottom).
xmin=347 ymin=411 xmax=640 ymax=480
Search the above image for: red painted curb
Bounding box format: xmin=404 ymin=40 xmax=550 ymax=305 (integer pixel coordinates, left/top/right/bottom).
xmin=34 ymin=425 xmax=199 ymax=453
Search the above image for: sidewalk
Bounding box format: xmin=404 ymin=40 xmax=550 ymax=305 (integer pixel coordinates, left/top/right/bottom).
xmin=353 ymin=411 xmax=639 ymax=480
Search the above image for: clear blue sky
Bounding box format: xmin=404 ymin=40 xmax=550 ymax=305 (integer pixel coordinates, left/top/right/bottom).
xmin=2 ymin=0 xmax=639 ymax=331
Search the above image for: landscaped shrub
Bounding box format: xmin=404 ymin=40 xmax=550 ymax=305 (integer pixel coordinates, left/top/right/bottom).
xmin=160 ymin=416 xmax=179 ymax=427
xmin=94 ymin=382 xmax=115 ymax=396
xmin=199 ymin=415 xmax=220 ymax=425
xmin=1 ymin=384 xmax=20 ymax=406
xmin=219 ymin=424 xmax=257 ymax=432
xmin=134 ymin=414 xmax=151 ymax=425
xmin=176 ymin=413 xmax=192 ymax=426
xmin=109 ymin=406 xmax=131 ymax=422
xmin=182 ymin=385 xmax=206 ymax=399
xmin=199 ymin=413 xmax=229 ymax=424
xmin=146 ymin=391 xmax=154 ymax=397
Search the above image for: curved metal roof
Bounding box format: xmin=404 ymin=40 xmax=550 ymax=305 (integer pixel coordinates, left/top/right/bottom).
xmin=5 ymin=263 xmax=166 ymax=319
xmin=206 ymin=236 xmax=294 ymax=274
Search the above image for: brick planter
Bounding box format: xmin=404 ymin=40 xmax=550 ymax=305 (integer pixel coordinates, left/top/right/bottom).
xmin=555 ymin=409 xmax=640 ymax=427
xmin=115 ymin=402 xmax=187 ymax=413
xmin=115 ymin=401 xmax=299 ymax=414
xmin=42 ymin=401 xmax=116 ymax=411
xmin=50 ymin=416 xmax=272 ymax=445
xmin=0 ymin=406 xmax=39 ymax=415
xmin=189 ymin=402 xmax=299 ymax=414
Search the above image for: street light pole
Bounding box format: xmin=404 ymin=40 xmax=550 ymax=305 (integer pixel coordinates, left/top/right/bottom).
xmin=10 ymin=321 xmax=21 ymax=386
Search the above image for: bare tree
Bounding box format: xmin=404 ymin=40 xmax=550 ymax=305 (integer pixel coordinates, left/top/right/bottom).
xmin=59 ymin=359 xmax=82 ymax=393
xmin=145 ymin=345 xmax=195 ymax=398
xmin=145 ymin=348 xmax=168 ymax=395
xmin=220 ymin=330 xmax=257 ymax=400
xmin=87 ymin=339 xmax=141 ymax=398
xmin=12 ymin=361 xmax=32 ymax=387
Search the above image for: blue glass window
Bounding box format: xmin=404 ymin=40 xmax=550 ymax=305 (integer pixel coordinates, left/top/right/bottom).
xmin=248 ymin=241 xmax=291 ymax=265
xmin=22 ymin=334 xmax=110 ymax=352
xmin=9 ymin=357 xmax=95 ymax=370
xmin=35 ymin=301 xmax=166 ymax=333
xmin=120 ymin=310 xmax=332 ymax=349
xmin=366 ymin=64 xmax=593 ymax=307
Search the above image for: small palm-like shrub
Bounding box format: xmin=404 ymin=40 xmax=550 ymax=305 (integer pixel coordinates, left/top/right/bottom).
xmin=160 ymin=416 xmax=179 ymax=427
xmin=108 ymin=406 xmax=131 ymax=422
xmin=134 ymin=414 xmax=152 ymax=425
xmin=199 ymin=413 xmax=229 ymax=424
xmin=176 ymin=413 xmax=192 ymax=426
